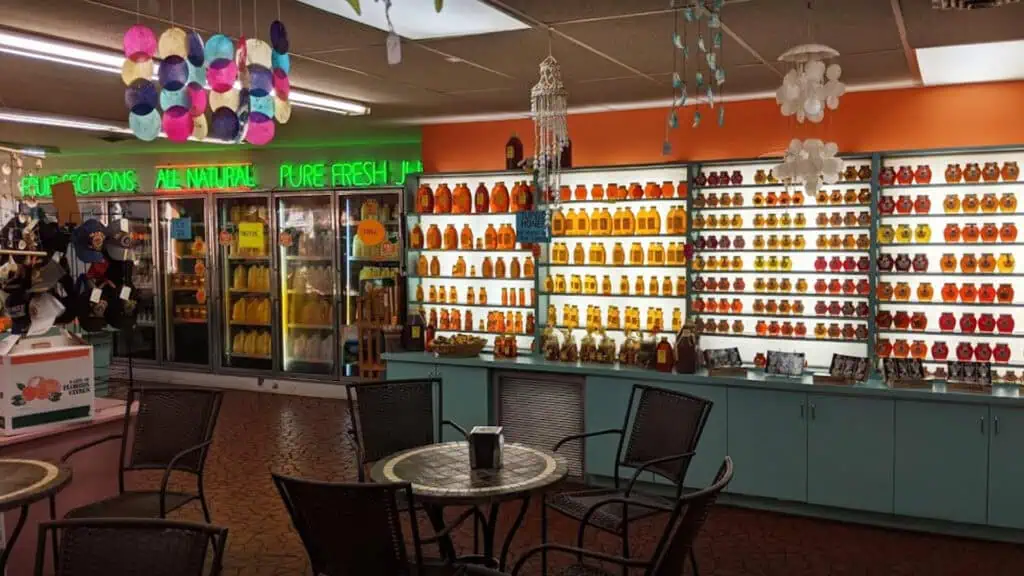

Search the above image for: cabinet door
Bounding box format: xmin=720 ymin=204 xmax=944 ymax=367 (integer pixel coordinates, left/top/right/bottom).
xmin=894 ymin=401 xmax=988 ymax=524
xmin=807 ymin=394 xmax=894 ymax=514
xmin=726 ymin=388 xmax=807 ymax=501
xmin=649 ymin=382 xmax=728 ymax=489
xmin=584 ymin=377 xmax=639 ymax=481
xmin=988 ymin=406 xmax=1024 ymax=529
xmin=387 ymin=363 xmax=491 ymax=442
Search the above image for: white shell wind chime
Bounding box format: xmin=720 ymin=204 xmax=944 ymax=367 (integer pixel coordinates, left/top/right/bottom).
xmin=775 ymin=43 xmax=845 ymax=124
xmin=773 ymin=138 xmax=842 ymax=196
xmin=531 ymin=55 xmax=569 ymax=207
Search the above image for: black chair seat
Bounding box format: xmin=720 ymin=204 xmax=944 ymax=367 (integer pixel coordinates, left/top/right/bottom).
xmin=546 ymin=488 xmax=670 ymax=533
xmin=462 ymin=563 xmax=613 ymax=576
xmin=66 ymin=491 xmax=198 ymax=519
xmin=413 ymin=560 xmax=465 ymax=575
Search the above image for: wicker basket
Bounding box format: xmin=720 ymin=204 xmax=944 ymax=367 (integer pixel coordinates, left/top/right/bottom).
xmin=433 ymin=339 xmax=487 ymax=358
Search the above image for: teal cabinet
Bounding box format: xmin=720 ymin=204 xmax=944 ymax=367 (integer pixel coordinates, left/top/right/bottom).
xmin=651 ymin=382 xmax=728 ymax=489
xmin=726 ymin=388 xmax=807 ymax=501
xmin=806 ymin=394 xmax=894 ymax=514
xmin=894 ymin=400 xmax=988 ymax=524
xmin=387 ymin=362 xmax=491 ymax=442
xmin=583 ymin=376 xmax=658 ymax=484
xmin=988 ymin=406 xmax=1024 ymax=529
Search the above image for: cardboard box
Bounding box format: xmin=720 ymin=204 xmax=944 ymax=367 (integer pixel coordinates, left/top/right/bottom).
xmin=0 ymin=331 xmax=94 ymax=435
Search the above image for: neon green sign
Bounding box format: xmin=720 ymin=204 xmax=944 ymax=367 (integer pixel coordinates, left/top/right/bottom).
xmin=20 ymin=170 xmax=139 ymax=197
xmin=278 ymin=160 xmax=423 ymax=189
xmin=155 ymin=163 xmax=257 ymax=192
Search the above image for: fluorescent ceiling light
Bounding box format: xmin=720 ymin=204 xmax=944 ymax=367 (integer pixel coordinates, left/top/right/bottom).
xmin=0 ymin=28 xmax=369 ymax=116
xmin=0 ymin=108 xmax=227 ymax=144
xmin=917 ymin=40 xmax=1024 ymax=86
xmin=296 ymin=0 xmax=528 ymax=40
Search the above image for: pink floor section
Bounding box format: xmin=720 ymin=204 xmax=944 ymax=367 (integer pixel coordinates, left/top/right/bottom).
xmin=9 ymin=389 xmax=1024 ymax=575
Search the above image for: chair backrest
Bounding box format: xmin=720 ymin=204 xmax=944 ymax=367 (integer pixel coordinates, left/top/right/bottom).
xmin=345 ymin=379 xmax=438 ymax=468
xmin=36 ymin=518 xmax=227 ymax=576
xmin=272 ymin=474 xmax=421 ymax=576
xmin=647 ymin=457 xmax=734 ymax=576
xmin=124 ymin=387 xmax=223 ymax=474
xmin=619 ymin=384 xmax=713 ymax=486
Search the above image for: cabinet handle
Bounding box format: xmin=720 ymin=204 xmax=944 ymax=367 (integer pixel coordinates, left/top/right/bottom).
xmin=995 ymin=416 xmax=1000 ymax=435
xmin=810 ymin=403 xmax=816 ymax=420
xmin=980 ymin=416 xmax=986 ymax=434
xmin=800 ymin=402 xmax=804 ymax=419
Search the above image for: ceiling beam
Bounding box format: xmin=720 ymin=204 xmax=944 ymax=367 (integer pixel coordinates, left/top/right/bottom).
xmin=890 ymin=0 xmax=922 ymax=84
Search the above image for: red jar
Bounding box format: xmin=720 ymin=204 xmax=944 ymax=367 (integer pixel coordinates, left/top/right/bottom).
xmin=960 ymin=313 xmax=977 ymax=333
xmin=939 ymin=312 xmax=956 ymax=331
xmin=994 ymin=343 xmax=1011 ymax=363
xmin=956 ymin=342 xmax=974 ymax=361
xmin=975 ymin=343 xmax=993 ymax=362
xmin=997 ymin=314 xmax=1015 ymax=334
xmin=932 ymin=341 xmax=949 ymax=360
xmin=914 ymin=165 xmax=932 ymax=184
xmin=979 ymin=313 xmax=996 ymax=333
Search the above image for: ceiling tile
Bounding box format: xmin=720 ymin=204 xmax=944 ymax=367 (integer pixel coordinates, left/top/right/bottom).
xmin=555 ymin=12 xmax=762 ymax=76
xmin=318 ymin=43 xmax=515 ymax=93
xmin=833 ymin=50 xmax=911 ymax=85
xmin=723 ymin=0 xmax=902 ymax=61
xmin=421 ymin=28 xmax=635 ymax=82
xmin=496 ymin=0 xmax=673 ymax=24
xmin=286 ymin=58 xmax=453 ymax=105
xmin=900 ymin=0 xmax=1024 ymax=48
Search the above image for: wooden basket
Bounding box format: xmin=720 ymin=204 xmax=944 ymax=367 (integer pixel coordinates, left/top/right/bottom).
xmin=433 ymin=339 xmax=487 ymax=358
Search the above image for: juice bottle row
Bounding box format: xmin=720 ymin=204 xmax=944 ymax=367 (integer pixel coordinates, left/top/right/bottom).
xmin=409 ymin=223 xmax=518 ymax=250
xmin=415 ymin=285 xmax=536 ymax=307
xmin=549 ymin=242 xmax=687 ymax=266
xmin=415 ymin=181 xmax=533 ymax=214
xmin=544 ymin=274 xmax=687 ymax=297
xmin=557 ymin=181 xmax=687 ymax=201
xmin=551 ymin=206 xmax=686 ymax=236
xmin=415 ymin=255 xmax=536 ymax=279
xmin=424 ymin=307 xmax=535 ymax=334
xmin=549 ymin=304 xmax=680 ymax=333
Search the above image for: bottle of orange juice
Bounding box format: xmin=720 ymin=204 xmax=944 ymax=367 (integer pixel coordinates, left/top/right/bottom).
xmin=649 ymin=276 xmax=659 ymax=295
xmin=636 ymin=207 xmax=649 ymax=235
xmin=460 ymin=224 xmax=474 ymax=249
xmin=620 ymin=275 xmax=630 ymax=294
xmin=495 ymin=257 xmax=506 ymax=278
xmin=417 ymin=255 xmax=428 ymax=276
xmin=612 ymin=208 xmax=624 ymax=236
xmin=482 ymin=256 xmax=494 ymax=278
xmin=613 ymin=243 xmax=625 ymax=265
xmin=635 ymin=276 xmax=645 ymax=295
xmin=510 ymin=257 xmax=521 ymax=278
xmin=443 ymin=224 xmax=458 ymax=250
xmin=573 ymin=243 xmax=585 ymax=265
xmin=452 ymin=183 xmax=471 ymax=214
xmin=576 ymin=209 xmax=590 ymax=236
xmin=602 ymin=275 xmax=612 ymax=295
xmin=474 ymin=182 xmax=489 ymax=214
xmin=490 ymin=181 xmax=509 ymax=213
xmin=552 ymin=209 xmax=566 ymax=236
xmin=410 ymin=224 xmax=424 ymax=249
xmin=426 ymin=224 xmax=442 ymax=249
xmin=623 ymin=208 xmax=637 ymax=236
xmin=630 ymin=242 xmax=644 ymax=265
xmin=524 ymin=256 xmax=535 ymax=277
xmin=434 ymin=183 xmax=452 ymax=214
xmin=648 ymin=206 xmax=661 ymax=235
xmin=663 ymin=277 xmax=673 ymax=296
xmin=648 ymin=242 xmax=665 ymax=265
xmin=498 ymin=224 xmax=517 ymax=249
xmin=429 ymin=256 xmax=440 ymax=276
xmin=565 ymin=209 xmax=577 ymax=236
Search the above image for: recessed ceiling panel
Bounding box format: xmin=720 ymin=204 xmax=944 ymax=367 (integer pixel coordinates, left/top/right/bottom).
xmin=296 ymin=0 xmax=529 ymax=39
xmin=901 ymin=0 xmax=1024 ymax=48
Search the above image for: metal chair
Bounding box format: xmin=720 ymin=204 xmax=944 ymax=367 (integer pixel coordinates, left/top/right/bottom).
xmin=272 ymin=473 xmax=469 ymax=576
xmin=345 ymin=378 xmax=468 ymax=482
xmin=35 ymin=518 xmax=228 ymax=576
xmin=542 ymin=384 xmax=713 ymax=575
xmin=463 ymin=457 xmax=733 ymax=576
xmin=58 ymin=387 xmax=223 ymax=521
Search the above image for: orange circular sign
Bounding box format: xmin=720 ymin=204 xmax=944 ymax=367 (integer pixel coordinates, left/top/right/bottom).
xmin=356 ymin=220 xmax=386 ymax=246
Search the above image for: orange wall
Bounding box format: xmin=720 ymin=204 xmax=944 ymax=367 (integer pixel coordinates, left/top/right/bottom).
xmin=422 ymin=81 xmax=1024 ymax=172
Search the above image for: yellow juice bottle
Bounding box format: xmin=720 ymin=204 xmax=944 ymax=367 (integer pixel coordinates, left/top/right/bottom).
xmin=524 ymin=256 xmax=535 ymax=277
xmin=623 ymin=208 xmax=637 ymax=236
xmin=672 ymin=308 xmax=682 ymax=332
xmin=429 ymin=256 xmax=440 ymax=276
xmin=649 ymin=276 xmax=659 ymax=295
xmin=482 ymin=256 xmax=494 ymax=278
xmin=417 ymin=255 xmax=428 ymax=276
xmin=544 ymin=275 xmax=554 ymax=293
xmin=548 ymin=304 xmax=557 ymax=325
xmin=620 ymin=275 xmax=630 ymax=294
xmin=510 ymin=257 xmax=521 ymax=278
xmin=635 ymin=275 xmax=645 ymax=295
xmin=415 ymin=284 xmax=424 ymax=302
xmin=648 ymin=206 xmax=661 ymax=235
xmin=612 ymin=208 xmax=624 ymax=236
xmin=663 ymin=277 xmax=673 ymax=295
xmin=676 ymin=276 xmax=687 ymax=295
xmin=667 ymin=242 xmax=678 ymax=265
xmin=648 ymin=242 xmax=665 ymax=265
xmin=479 ymin=287 xmax=488 ymax=304
xmin=565 ymin=209 xmax=577 ymax=236
xmin=613 ymin=242 xmax=625 ymax=265
xmin=573 ymin=243 xmax=585 ymax=265
xmin=630 ymin=242 xmax=644 ymax=265
xmin=576 ymin=209 xmax=590 ymax=236
xmin=495 ymin=257 xmax=506 ymax=278
xmin=602 ymin=275 xmax=612 ymax=295
xmin=552 ymin=209 xmax=566 ymax=236
xmin=636 ymin=207 xmax=649 ymax=235
xmin=555 ymin=275 xmax=566 ymax=293
xmin=484 ymin=224 xmax=497 ymax=249
xmin=467 ymin=287 xmax=476 ymax=304
xmin=460 ymin=224 xmax=474 ymax=249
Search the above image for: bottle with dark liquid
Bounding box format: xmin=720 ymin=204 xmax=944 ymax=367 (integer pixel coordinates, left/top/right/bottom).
xmin=505 ymin=133 xmax=523 ymax=170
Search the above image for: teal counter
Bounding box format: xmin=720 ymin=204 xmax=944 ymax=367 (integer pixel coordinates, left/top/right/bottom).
xmin=384 ymin=352 xmax=1024 ymax=540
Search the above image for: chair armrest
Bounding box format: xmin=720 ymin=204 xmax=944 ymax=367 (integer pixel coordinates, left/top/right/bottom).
xmin=576 ymin=496 xmax=674 ymax=549
xmin=552 ymin=428 xmax=623 ymax=452
xmin=442 ymin=419 xmax=469 ymax=439
xmin=420 ymin=505 xmax=485 ymax=544
xmin=159 ymin=439 xmax=213 ymax=517
xmin=623 ymin=451 xmax=696 ymax=496
xmin=510 ymin=543 xmax=647 ymax=576
xmin=60 ymin=434 xmax=123 ymax=464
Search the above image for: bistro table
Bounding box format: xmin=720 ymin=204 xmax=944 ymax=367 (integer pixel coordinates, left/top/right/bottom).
xmin=370 ymin=441 xmax=568 ymax=571
xmin=0 ymin=459 xmax=72 ymax=571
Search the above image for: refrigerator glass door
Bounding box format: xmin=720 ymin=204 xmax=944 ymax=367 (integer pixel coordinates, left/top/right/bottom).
xmin=158 ymin=197 xmax=211 ymax=366
xmin=339 ymin=190 xmax=402 ymax=375
xmin=277 ymin=195 xmax=336 ymax=376
xmin=217 ymin=196 xmax=274 ymax=371
xmin=109 ymin=200 xmax=157 ymax=361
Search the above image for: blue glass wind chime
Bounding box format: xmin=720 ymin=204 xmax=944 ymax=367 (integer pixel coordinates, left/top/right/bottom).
xmin=664 ymin=0 xmax=725 ymax=155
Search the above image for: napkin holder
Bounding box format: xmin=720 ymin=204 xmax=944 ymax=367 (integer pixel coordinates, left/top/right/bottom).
xmin=469 ymin=426 xmax=504 ymax=470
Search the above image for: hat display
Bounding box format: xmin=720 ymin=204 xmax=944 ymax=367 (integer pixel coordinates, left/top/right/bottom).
xmin=159 ymin=85 xmax=191 ymax=111
xmin=75 ymin=277 xmax=111 ymax=333
xmin=270 ymin=20 xmax=289 ymax=54
xmin=248 ymin=66 xmax=273 ymax=98
xmin=124 ymin=24 xmax=157 ymax=61
xmin=186 ymin=31 xmax=205 ymax=67
xmin=211 ymin=107 xmax=240 ymax=141
xmin=245 ymin=39 xmax=272 ymax=68
xmin=187 ymin=83 xmax=208 ymax=116
xmin=105 ymin=285 xmax=138 ymax=331
xmin=251 ymin=94 xmax=275 ymax=118
xmin=103 ymin=221 xmax=135 ymax=261
xmin=207 ymin=58 xmax=238 ymax=93
xmin=71 ymin=219 xmax=107 ymax=263
xmin=246 ymin=112 xmax=275 ymax=146
xmin=274 ymin=97 xmax=292 ymax=124
xmin=121 ymin=58 xmax=154 ymax=86
xmin=159 ymin=55 xmax=189 ymax=91
xmin=271 ymin=50 xmax=290 ymax=75
xmin=28 ymin=292 xmax=64 ymax=335
xmin=27 ymin=260 xmax=64 ymax=294
xmin=205 ymin=34 xmax=235 ymax=62
xmin=52 ymin=272 xmax=78 ymax=325
xmin=125 ymin=79 xmax=159 ymax=113
xmin=129 ymin=108 xmax=161 ymax=141
xmin=163 ymin=106 xmax=194 ymax=142
xmin=187 ymin=60 xmax=207 ymax=87
xmin=158 ymin=27 xmax=188 ymax=59
xmin=272 ymin=69 xmax=290 ymax=100
xmin=209 ymin=88 xmax=240 ymax=112
xmin=192 ymin=113 xmax=209 ymax=140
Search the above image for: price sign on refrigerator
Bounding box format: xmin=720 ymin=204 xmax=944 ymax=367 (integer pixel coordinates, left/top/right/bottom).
xmin=170 ymin=217 xmax=192 ymax=240
xmin=238 ymin=222 xmax=264 ymax=249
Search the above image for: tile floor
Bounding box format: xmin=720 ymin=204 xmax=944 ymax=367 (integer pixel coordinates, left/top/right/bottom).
xmin=150 ymin=389 xmax=1024 ymax=576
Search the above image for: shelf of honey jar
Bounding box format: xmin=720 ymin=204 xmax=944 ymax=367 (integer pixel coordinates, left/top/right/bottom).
xmin=875 ymin=249 xmax=1019 ymax=275
xmin=550 ymin=203 xmax=687 ymax=238
xmin=877 ymin=223 xmax=1022 ymax=246
xmin=419 ymin=306 xmax=535 ymax=334
xmin=875 ymin=279 xmax=1023 ymax=307
xmin=692 ymin=190 xmax=872 ymax=211
xmin=409 ymin=219 xmax=525 ymax=251
xmin=410 ymin=252 xmax=537 ymax=280
xmin=412 ymin=285 xmax=535 ymax=308
xmin=412 ymin=179 xmax=536 ymax=215
xmin=692 ymin=274 xmax=870 ymax=295
xmin=540 ymin=272 xmax=687 ymax=299
xmin=878 ymin=151 xmax=1022 ymax=191
xmin=692 ymin=252 xmax=869 ymax=274
xmin=692 ymin=159 xmax=872 ymax=190
xmin=545 ymin=239 xmax=688 ymax=268
xmin=543 ymin=303 xmax=682 ymax=333
xmin=875 ymin=333 xmax=1022 ymax=367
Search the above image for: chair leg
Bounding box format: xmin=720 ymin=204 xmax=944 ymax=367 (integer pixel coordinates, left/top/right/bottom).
xmin=48 ymin=495 xmax=59 ymax=571
xmin=540 ymin=498 xmax=548 ymax=576
xmin=689 ymin=551 xmax=700 ymax=576
xmin=621 ymin=520 xmax=630 ymax=576
xmin=198 ymin=478 xmax=212 ymax=523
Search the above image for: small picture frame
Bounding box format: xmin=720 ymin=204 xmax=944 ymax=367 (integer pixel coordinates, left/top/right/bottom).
xmin=829 ymin=354 xmax=870 ymax=382
xmin=881 ymin=358 xmax=926 ymax=385
xmin=703 ymin=347 xmax=742 ymax=369
xmin=946 ymin=361 xmax=992 ymax=387
xmin=765 ymin=350 xmax=805 ymax=377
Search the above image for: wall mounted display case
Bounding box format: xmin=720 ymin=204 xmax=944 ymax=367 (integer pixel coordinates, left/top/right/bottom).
xmin=689 ymin=158 xmax=874 ymax=369
xmin=406 ymin=172 xmax=538 ymax=352
xmin=540 ymin=165 xmax=689 ymax=352
xmin=159 ymin=196 xmax=212 ymax=368
xmin=875 ymin=149 xmax=1024 ymax=382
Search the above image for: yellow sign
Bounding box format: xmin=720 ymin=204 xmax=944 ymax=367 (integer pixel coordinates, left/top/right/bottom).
xmin=356 ymin=220 xmax=386 ymax=246
xmin=238 ymin=222 xmax=264 ymax=249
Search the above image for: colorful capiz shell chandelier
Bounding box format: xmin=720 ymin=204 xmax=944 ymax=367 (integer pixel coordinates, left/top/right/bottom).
xmin=122 ymin=20 xmax=291 ymax=144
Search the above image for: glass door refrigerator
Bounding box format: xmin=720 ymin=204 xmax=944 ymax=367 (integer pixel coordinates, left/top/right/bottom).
xmin=158 ymin=197 xmax=212 ymax=368
xmin=339 ymin=188 xmax=403 ymax=376
xmin=216 ymin=195 xmax=274 ymax=372
xmin=108 ymin=199 xmax=158 ymax=362
xmin=276 ymin=193 xmax=337 ymax=377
